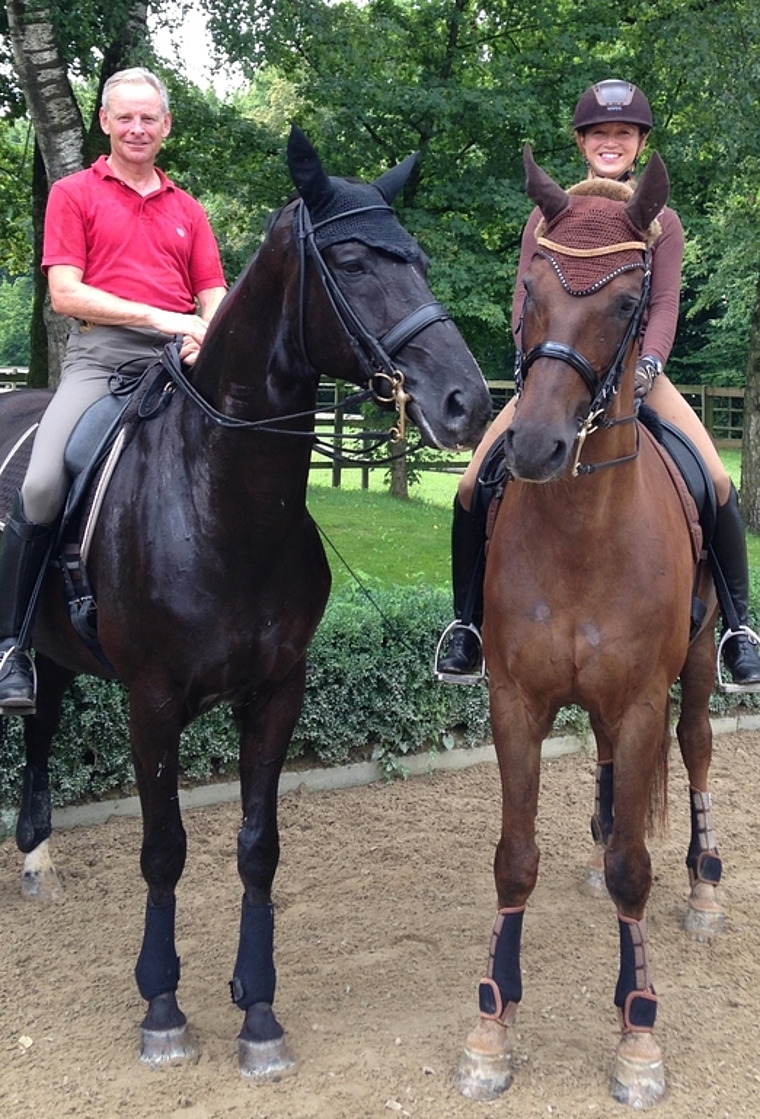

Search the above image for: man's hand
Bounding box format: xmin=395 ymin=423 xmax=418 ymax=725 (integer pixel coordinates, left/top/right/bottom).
xmin=179 ymin=334 xmax=202 ymax=366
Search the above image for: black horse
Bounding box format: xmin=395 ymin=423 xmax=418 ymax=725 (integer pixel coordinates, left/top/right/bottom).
xmin=0 ymin=126 xmax=491 ymax=1077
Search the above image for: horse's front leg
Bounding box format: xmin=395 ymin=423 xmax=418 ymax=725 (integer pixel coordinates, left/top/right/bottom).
xmin=231 ymin=664 xmax=307 ymax=1081
xmin=678 ymin=624 xmax=724 ymax=941
xmin=455 ymin=684 xmax=546 ymax=1101
xmin=16 ymin=655 xmax=75 ymax=900
xmin=605 ymin=704 xmax=670 ymax=1110
xmin=129 ymin=693 xmax=193 ymax=1066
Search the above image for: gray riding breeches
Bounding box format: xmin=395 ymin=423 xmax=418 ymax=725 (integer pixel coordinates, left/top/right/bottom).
xmin=21 ymin=323 xmax=173 ymax=525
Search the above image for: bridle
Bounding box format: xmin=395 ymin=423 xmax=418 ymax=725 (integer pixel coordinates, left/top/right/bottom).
xmin=295 ymin=198 xmax=451 ymax=443
xmin=513 ymin=245 xmax=652 ymax=477
xmin=153 ymin=196 xmax=454 ymax=453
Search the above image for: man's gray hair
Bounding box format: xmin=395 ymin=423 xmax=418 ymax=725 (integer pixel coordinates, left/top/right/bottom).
xmin=102 ymin=68 xmax=170 ymax=114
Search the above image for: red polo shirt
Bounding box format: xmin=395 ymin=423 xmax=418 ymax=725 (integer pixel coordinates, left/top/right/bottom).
xmin=42 ymin=156 xmax=226 ymax=314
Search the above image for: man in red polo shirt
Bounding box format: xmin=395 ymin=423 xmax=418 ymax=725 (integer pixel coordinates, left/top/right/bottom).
xmin=0 ymin=66 xmax=227 ymax=713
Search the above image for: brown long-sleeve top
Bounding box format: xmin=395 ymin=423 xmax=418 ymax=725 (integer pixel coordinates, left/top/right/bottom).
xmin=511 ymin=203 xmax=684 ymax=368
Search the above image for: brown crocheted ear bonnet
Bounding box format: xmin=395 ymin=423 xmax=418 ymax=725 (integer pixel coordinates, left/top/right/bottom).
xmin=533 ymin=178 xmax=662 ymax=296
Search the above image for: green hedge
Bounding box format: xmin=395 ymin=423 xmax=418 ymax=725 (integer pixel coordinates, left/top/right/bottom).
xmin=1 ymin=579 xmax=758 ymax=816
xmin=0 ymin=585 xmax=493 ymax=812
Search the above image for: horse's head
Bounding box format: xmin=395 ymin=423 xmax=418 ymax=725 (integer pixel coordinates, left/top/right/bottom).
xmin=284 ymin=125 xmax=491 ymax=450
xmin=504 ymin=144 xmax=669 ymax=482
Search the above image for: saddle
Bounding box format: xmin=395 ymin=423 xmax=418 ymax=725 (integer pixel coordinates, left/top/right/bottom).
xmin=0 ymin=356 xmax=177 ymax=674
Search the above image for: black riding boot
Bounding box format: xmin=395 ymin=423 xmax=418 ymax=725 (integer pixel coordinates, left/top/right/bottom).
xmin=0 ymin=491 xmax=56 ymax=715
xmin=710 ymin=484 xmax=760 ymax=689
xmin=435 ymin=496 xmax=486 ymax=681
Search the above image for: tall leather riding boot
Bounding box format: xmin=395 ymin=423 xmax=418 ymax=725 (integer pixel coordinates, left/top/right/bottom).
xmin=0 ymin=491 xmax=56 ymax=714
xmin=435 ymin=495 xmax=486 ymax=678
xmin=710 ymin=484 xmax=760 ymax=687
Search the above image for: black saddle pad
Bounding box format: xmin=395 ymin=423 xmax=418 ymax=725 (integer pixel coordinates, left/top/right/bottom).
xmin=656 ymin=417 xmax=717 ymax=546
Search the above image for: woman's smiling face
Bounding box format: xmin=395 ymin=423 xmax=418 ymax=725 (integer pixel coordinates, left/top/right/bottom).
xmin=576 ymin=121 xmax=647 ymax=179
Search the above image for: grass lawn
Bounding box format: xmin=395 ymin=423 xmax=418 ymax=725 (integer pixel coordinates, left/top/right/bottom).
xmin=307 ymin=449 xmax=760 ymax=588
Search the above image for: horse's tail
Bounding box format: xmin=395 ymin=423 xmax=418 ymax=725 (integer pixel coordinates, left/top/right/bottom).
xmin=646 ymin=697 xmax=670 ymax=839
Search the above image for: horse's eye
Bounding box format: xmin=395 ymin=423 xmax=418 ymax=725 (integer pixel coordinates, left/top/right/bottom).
xmin=618 ymin=297 xmax=639 ymax=319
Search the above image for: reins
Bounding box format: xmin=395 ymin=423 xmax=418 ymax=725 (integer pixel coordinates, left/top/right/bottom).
xmin=159 ymin=342 xmax=423 ymax=469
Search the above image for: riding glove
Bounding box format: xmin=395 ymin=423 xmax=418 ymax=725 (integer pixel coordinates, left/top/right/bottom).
xmin=634 ymin=355 xmax=663 ymax=400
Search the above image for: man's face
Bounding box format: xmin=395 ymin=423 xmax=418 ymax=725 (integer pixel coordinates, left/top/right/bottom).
xmin=99 ymin=81 xmax=171 ymax=170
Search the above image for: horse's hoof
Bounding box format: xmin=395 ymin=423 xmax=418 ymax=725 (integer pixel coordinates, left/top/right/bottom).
xmin=610 ymin=1032 xmax=665 ymax=1109
xmin=684 ymin=903 xmax=725 ymax=942
xmin=581 ymin=844 xmax=609 ymax=899
xmin=139 ymin=1022 xmax=195 ymax=1066
xmin=684 ymin=883 xmax=725 ymax=942
xmin=21 ymin=866 xmax=63 ymax=900
xmin=21 ymin=851 xmax=63 ymax=901
xmin=582 ymin=865 xmax=608 ymax=899
xmin=454 ymin=1018 xmax=512 ymax=1100
xmin=238 ymin=1034 xmax=296 ymax=1080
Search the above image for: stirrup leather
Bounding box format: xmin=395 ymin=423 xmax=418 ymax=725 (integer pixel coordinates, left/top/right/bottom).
xmin=715 ymin=624 xmax=760 ymax=694
xmin=433 ymin=620 xmax=486 ymax=686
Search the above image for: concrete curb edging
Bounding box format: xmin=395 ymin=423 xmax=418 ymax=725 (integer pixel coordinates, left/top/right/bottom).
xmin=43 ymin=712 xmax=760 ymax=833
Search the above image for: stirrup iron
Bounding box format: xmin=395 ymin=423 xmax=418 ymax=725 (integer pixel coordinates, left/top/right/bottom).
xmin=715 ymin=625 xmax=760 ymax=694
xmin=433 ymin=620 xmax=486 ymax=686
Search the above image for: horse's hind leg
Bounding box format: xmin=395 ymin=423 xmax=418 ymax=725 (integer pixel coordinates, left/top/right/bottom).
xmin=582 ymin=751 xmax=613 ymax=898
xmin=16 ymin=654 xmax=76 ymax=900
xmin=677 ymin=624 xmax=724 ymax=941
xmin=231 ymin=667 xmax=307 ymax=1081
xmin=129 ymin=693 xmax=194 ymax=1066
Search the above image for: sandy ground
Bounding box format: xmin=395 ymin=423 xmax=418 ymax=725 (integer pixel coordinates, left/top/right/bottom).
xmin=1 ymin=730 xmax=759 ymax=1119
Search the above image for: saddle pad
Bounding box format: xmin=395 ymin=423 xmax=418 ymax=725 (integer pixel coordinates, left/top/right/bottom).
xmin=640 ymin=424 xmax=704 ymax=565
xmin=656 ymin=418 xmax=717 ymax=546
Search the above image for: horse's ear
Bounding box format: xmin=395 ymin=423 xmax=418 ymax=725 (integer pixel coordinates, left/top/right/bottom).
xmin=523 ymin=143 xmax=569 ymax=223
xmin=372 ymin=151 xmax=420 ymax=203
xmin=625 ymin=151 xmax=670 ymax=232
xmin=287 ymin=123 xmax=333 ymax=210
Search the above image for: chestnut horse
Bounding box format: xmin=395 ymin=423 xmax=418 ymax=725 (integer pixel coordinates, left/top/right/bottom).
xmin=455 ymin=147 xmax=722 ymax=1108
xmin=0 ymin=126 xmax=491 ymax=1077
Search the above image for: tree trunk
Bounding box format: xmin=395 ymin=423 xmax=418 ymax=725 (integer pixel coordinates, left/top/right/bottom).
xmin=5 ymin=0 xmax=150 ymax=384
xmin=5 ymin=0 xmax=85 ymax=183
xmin=388 ymin=440 xmax=409 ymax=499
xmin=740 ymin=273 xmax=760 ymax=529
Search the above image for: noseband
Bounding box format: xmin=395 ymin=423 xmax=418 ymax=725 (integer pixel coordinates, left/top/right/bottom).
xmin=296 ymin=199 xmax=450 ymax=442
xmin=514 ymin=244 xmax=652 ymax=476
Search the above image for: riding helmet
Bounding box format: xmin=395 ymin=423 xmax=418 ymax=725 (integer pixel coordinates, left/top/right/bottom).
xmin=572 ymin=79 xmax=653 ymax=133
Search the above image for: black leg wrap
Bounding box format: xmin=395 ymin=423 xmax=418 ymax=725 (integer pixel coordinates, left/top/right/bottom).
xmin=15 ymin=763 xmax=52 ymax=853
xmin=134 ymin=897 xmax=181 ymax=1002
xmin=590 ymin=760 xmax=613 ymax=845
xmin=478 ymin=907 xmax=524 ymax=1022
xmin=229 ymin=898 xmax=277 ymax=1012
xmin=615 ymin=915 xmax=657 ymax=1032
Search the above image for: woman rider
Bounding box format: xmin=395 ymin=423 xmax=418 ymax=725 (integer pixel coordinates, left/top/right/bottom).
xmin=435 ymin=78 xmax=760 ymax=690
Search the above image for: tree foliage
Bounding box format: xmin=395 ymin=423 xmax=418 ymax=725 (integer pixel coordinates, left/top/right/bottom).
xmin=3 ymin=0 xmax=760 ymax=397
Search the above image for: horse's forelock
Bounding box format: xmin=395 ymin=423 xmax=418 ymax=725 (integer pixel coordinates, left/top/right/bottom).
xmin=566 ymin=178 xmax=634 ymax=203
